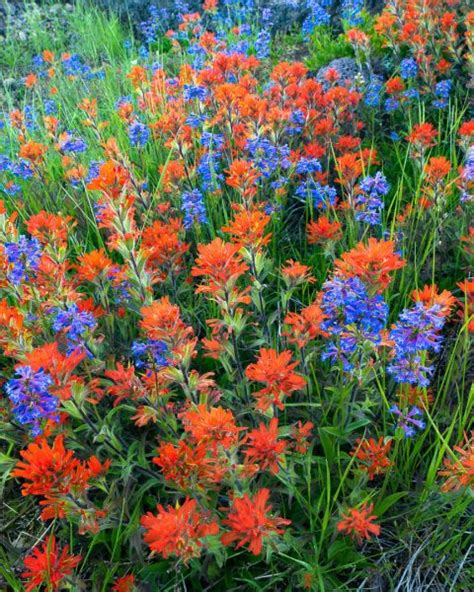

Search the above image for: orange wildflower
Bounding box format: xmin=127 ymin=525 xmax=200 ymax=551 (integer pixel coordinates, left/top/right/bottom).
xmin=411 ymin=284 xmax=456 ymax=317
xmin=182 ymin=404 xmax=242 ymax=449
xmin=222 ymin=206 xmax=272 ymax=250
xmin=225 ymin=159 xmax=260 ymax=199
xmin=141 ymin=498 xmax=219 ymax=562
xmin=281 ymin=259 xmax=315 ymax=287
xmin=283 ymin=302 xmax=326 ymax=348
xmin=86 ymin=160 xmax=129 ymax=198
xmin=337 ymin=503 xmax=380 ymax=543
xmin=104 ymin=363 xmax=145 ymax=406
xmin=152 ymin=441 xmax=226 ymax=488
xmin=140 ymin=296 xmax=194 ymax=347
xmin=406 ymin=122 xmax=438 ymax=148
xmin=438 ymin=433 xmax=474 ymax=492
xmin=424 ymin=156 xmax=451 ymax=183
xmin=307 ymin=216 xmax=342 ymax=244
xmin=244 ymin=418 xmax=287 ymax=474
xmin=245 ymin=348 xmax=306 ymax=411
xmin=112 ymin=575 xmax=136 ymax=592
xmin=22 ymin=536 xmax=81 ymax=592
xmin=127 ymin=65 xmax=147 ymax=88
xmin=19 ymin=141 xmax=48 ymax=164
xmin=336 ymin=152 xmax=363 ymax=185
xmin=335 ymin=238 xmax=405 ymax=292
xmin=191 ymin=238 xmax=249 ymax=294
xmin=351 ymin=437 xmax=393 ymax=480
xmin=25 ymin=73 xmax=38 ymax=88
xmin=221 ymin=488 xmax=290 ymax=555
xmin=26 ymin=211 xmax=73 ymax=246
xmin=12 ymin=435 xmax=110 ymax=520
xmin=75 ymin=249 xmax=116 ymax=282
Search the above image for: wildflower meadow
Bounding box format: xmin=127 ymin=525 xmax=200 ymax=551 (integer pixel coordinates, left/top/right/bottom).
xmin=0 ymin=0 xmax=473 ymax=590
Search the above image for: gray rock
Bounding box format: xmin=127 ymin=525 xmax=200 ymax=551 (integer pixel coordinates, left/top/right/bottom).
xmin=316 ymin=57 xmax=362 ymax=87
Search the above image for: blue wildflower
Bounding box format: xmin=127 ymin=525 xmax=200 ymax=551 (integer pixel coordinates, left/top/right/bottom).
xmin=5 ymin=366 xmax=58 ymax=436
xmin=128 ymin=121 xmax=150 ymax=147
xmin=183 ymin=85 xmax=208 ymax=101
xmin=255 ymin=30 xmax=271 ymax=59
xmin=320 ymin=276 xmax=388 ymax=371
xmin=132 ymin=339 xmax=169 ymax=369
xmin=296 ymin=179 xmax=337 ymax=209
xmin=387 ymin=302 xmax=446 ymax=387
xmin=390 ymin=405 xmax=425 ymax=438
xmin=435 ymin=80 xmax=452 ymax=99
xmin=400 ymin=58 xmax=418 ymax=80
xmin=59 ymin=133 xmax=87 ymax=154
xmin=52 ymin=304 xmax=96 ymax=354
xmin=181 ymin=189 xmax=208 ymax=229
xmin=4 ymin=236 xmax=42 ymax=285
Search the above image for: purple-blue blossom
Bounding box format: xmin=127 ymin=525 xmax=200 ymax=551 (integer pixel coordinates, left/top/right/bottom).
xmin=5 ymin=366 xmax=58 ymax=436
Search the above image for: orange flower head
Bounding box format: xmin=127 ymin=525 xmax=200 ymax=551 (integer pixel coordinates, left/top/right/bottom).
xmin=152 ymin=440 xmax=226 ymax=489
xmin=26 ymin=211 xmax=73 ymax=246
xmin=191 ymin=238 xmax=248 ymax=294
xmin=182 ymin=404 xmax=242 ymax=449
xmin=244 ymin=418 xmax=287 ymax=474
xmin=283 ymin=302 xmax=327 ymax=348
xmin=75 ymin=249 xmax=116 ymax=282
xmin=22 ymin=535 xmax=81 ymax=592
xmin=25 ymin=73 xmax=38 ymax=88
xmin=337 ymin=503 xmax=380 ymax=544
xmin=351 ymin=437 xmax=393 ymax=480
xmin=438 ymin=432 xmax=474 ymax=492
xmin=307 ymin=216 xmax=342 ymax=244
xmin=411 ymin=284 xmax=456 ymax=317
xmin=225 ymin=159 xmax=260 ymax=198
xmin=112 ymin=575 xmax=136 ymax=592
xmin=140 ymin=296 xmax=194 ymax=346
xmin=222 ymin=206 xmax=272 ymax=250
xmin=86 ymin=160 xmax=129 ymax=198
xmin=424 ymin=156 xmax=451 ymax=183
xmin=281 ymin=259 xmax=315 ymax=287
xmin=221 ymin=488 xmax=290 ymax=555
xmin=141 ymin=498 xmax=219 ymax=562
xmin=406 ymin=122 xmax=438 ymax=149
xmin=245 ymin=348 xmax=306 ymax=411
xmin=335 ymin=238 xmax=405 ymax=292
xmin=19 ymin=141 xmax=48 ymax=164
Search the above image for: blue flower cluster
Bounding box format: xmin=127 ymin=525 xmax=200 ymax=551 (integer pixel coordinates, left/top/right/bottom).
xmin=341 ymin=0 xmax=364 ymax=26
xmin=4 ymin=236 xmax=42 ymax=286
xmin=400 ymin=58 xmax=418 ymax=80
xmin=128 ymin=121 xmax=150 ymax=147
xmin=58 ymin=133 xmax=88 ymax=154
xmin=183 ymin=85 xmax=208 ymax=102
xmin=5 ymin=366 xmax=58 ymax=436
xmin=52 ymin=303 xmax=97 ymax=354
xmin=296 ymin=178 xmax=337 ymax=209
xmin=246 ymin=137 xmax=291 ymax=180
xmin=390 ymin=405 xmax=425 ymax=438
xmin=355 ymin=171 xmax=389 ymax=226
xmin=320 ymin=276 xmax=388 ymax=371
xmin=303 ymin=0 xmax=333 ymax=36
xmin=132 ymin=339 xmax=169 ymax=370
xmin=181 ymin=189 xmax=209 ymax=229
xmin=387 ymin=302 xmax=445 ymax=387
xmin=433 ymin=80 xmax=452 ymax=109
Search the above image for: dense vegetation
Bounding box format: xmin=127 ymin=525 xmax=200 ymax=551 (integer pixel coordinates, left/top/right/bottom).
xmin=0 ymin=1 xmax=472 ymax=590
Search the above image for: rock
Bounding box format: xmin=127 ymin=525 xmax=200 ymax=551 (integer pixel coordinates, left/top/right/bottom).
xmin=316 ymin=57 xmax=362 ymax=87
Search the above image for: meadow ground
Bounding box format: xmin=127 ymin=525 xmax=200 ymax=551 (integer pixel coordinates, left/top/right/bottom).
xmin=0 ymin=1 xmax=473 ymax=590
